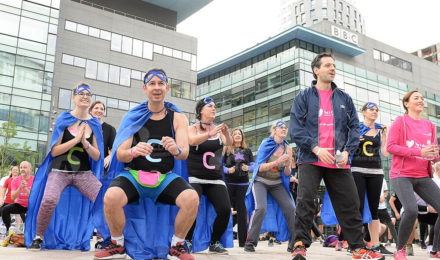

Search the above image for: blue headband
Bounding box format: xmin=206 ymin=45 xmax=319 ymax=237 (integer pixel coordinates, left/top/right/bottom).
xmin=144 ymin=70 xmax=167 ymax=84
xmin=203 ymin=97 xmax=213 ymax=104
xmin=75 ymin=84 xmax=91 ymax=94
xmin=366 ymin=102 xmax=378 ymax=110
xmin=276 ymin=121 xmax=286 ymax=128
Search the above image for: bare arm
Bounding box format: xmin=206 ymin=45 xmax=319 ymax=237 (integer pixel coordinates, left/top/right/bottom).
xmin=283 ymin=146 xmax=293 ymax=176
xmin=381 ymin=128 xmax=389 ymax=157
xmin=83 ymin=135 xmax=100 ymax=161
xmin=188 ymin=124 xmax=225 ymax=146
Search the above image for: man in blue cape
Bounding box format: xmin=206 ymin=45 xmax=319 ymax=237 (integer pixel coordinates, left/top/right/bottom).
xmin=245 ymin=134 xmax=295 ymax=249
xmin=25 ymin=84 xmax=104 ymax=251
xmin=94 ymin=69 xmax=230 ymax=260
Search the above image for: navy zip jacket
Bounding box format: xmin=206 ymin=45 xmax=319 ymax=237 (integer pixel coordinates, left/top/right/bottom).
xmin=289 ymin=80 xmax=360 ymax=164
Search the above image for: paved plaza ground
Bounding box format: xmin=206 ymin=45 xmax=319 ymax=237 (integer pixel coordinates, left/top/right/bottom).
xmin=0 ymin=239 xmax=432 ymax=260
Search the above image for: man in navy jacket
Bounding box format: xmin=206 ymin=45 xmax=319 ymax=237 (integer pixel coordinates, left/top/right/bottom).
xmin=289 ymin=53 xmax=384 ymax=260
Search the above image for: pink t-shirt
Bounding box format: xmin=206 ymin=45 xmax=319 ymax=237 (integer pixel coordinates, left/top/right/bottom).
xmin=388 ymin=115 xmax=438 ymax=179
xmin=11 ymin=175 xmax=34 ymax=208
xmin=311 ymin=89 xmax=349 ymax=169
xmin=2 ymin=177 xmax=15 ymax=204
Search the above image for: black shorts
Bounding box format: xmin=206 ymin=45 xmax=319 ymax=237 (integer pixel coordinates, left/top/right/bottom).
xmin=377 ymin=208 xmax=392 ymax=223
xmin=109 ymin=175 xmax=193 ymax=205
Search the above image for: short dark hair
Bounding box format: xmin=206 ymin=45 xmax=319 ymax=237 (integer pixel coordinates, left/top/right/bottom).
xmin=311 ymin=52 xmax=334 ymax=79
xmin=89 ymin=100 xmax=106 ymax=113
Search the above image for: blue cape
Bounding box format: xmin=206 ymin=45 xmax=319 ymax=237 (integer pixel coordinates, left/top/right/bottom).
xmin=321 ymin=190 xmax=372 ymax=225
xmin=94 ymin=101 xmax=232 ymax=259
xmin=245 ymin=137 xmax=295 ymax=242
xmin=25 ymin=111 xmax=104 ymax=250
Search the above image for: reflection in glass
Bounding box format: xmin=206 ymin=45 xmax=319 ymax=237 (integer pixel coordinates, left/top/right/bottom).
xmin=121 ymin=36 xmax=132 ymax=55
xmin=0 ymin=11 xmax=20 ymax=36
xmin=19 ymin=17 xmax=48 ymax=43
xmin=120 ymin=68 xmax=131 ymax=86
xmin=73 ymin=56 xmax=86 ymax=67
xmin=143 ymin=42 xmax=153 ymax=59
xmin=14 ymin=66 xmax=44 ymax=92
xmin=97 ymin=62 xmax=109 ymax=82
xmin=111 ymin=33 xmax=122 ymax=52
xmin=109 ymin=65 xmax=120 ymax=84
xmin=76 ymin=23 xmax=88 ymax=35
xmin=132 ymin=39 xmax=143 ymax=57
xmin=85 ymin=59 xmax=97 ymax=79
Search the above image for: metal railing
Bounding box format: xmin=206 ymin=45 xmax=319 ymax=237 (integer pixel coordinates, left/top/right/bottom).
xmin=71 ymin=0 xmax=176 ymax=31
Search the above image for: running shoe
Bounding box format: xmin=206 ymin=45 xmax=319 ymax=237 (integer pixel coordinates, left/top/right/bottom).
xmin=342 ymin=241 xmax=349 ymax=249
xmin=352 ymin=247 xmax=384 ymax=260
xmin=373 ymin=244 xmax=393 ymax=255
xmin=244 ymin=242 xmax=255 ymax=252
xmin=274 ymin=239 xmax=282 ymax=245
xmin=393 ymin=248 xmax=407 ymax=260
xmin=168 ymin=241 xmax=194 ymax=260
xmin=208 ymin=241 xmax=228 ymax=254
xmin=28 ymin=237 xmax=43 ymax=250
xmin=430 ymin=251 xmax=440 ymax=259
xmin=421 ymin=241 xmax=427 ymax=249
xmin=186 ymin=240 xmax=192 ymax=254
xmin=93 ymin=240 xmax=126 ymax=259
xmin=291 ymin=241 xmax=307 ymax=260
xmin=268 ymin=239 xmax=274 ymax=247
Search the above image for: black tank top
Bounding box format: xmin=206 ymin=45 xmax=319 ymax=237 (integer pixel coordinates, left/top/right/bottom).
xmin=187 ymin=128 xmax=223 ymax=180
xmin=351 ymin=134 xmax=382 ymax=169
xmin=125 ymin=111 xmax=174 ymax=173
xmin=51 ymin=128 xmax=94 ymax=172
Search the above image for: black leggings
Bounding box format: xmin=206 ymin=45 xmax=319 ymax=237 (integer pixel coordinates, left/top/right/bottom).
xmin=352 ymin=172 xmax=383 ymax=220
xmin=186 ymin=183 xmax=231 ymax=243
xmin=0 ymin=203 xmax=27 ymax=231
xmin=226 ymin=183 xmax=248 ymax=247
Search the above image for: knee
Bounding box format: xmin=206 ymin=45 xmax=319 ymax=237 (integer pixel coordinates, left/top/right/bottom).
xmin=41 ymin=195 xmax=58 ymax=208
xmin=178 ymin=189 xmax=199 ymax=212
xmin=403 ymin=208 xmax=418 ymax=220
xmin=254 ymin=206 xmax=267 ymax=216
xmin=104 ymin=189 xmax=124 ymax=209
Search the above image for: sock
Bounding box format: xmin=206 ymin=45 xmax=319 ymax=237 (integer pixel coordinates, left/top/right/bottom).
xmin=111 ymin=235 xmax=124 ymax=247
xmin=171 ymin=235 xmax=184 ymax=247
xmin=34 ymin=235 xmax=42 ymax=240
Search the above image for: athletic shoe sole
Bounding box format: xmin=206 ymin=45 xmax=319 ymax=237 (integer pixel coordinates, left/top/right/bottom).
xmin=93 ymin=253 xmax=126 ymax=260
xmin=292 ymin=254 xmax=306 ymax=260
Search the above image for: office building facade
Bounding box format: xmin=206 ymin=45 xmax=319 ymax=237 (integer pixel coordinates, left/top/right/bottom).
xmin=280 ymin=0 xmax=365 ymax=34
xmin=412 ymin=42 xmax=440 ymax=65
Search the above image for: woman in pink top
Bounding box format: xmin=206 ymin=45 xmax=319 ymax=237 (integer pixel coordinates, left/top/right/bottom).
xmin=387 ymin=90 xmax=440 ymax=260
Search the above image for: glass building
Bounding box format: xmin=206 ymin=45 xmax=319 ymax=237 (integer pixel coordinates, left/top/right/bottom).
xmin=197 ymin=21 xmax=440 ymax=182
xmin=0 ymin=0 xmax=60 ymax=162
xmin=0 ymin=0 xmax=211 ymax=166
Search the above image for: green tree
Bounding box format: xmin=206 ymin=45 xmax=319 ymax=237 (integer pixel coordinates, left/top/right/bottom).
xmin=0 ymin=115 xmax=39 ymax=177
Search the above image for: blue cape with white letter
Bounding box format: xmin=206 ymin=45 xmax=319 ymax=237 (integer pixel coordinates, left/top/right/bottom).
xmin=245 ymin=137 xmax=295 ymax=242
xmin=94 ymin=101 xmax=232 ymax=259
xmin=25 ymin=111 xmax=104 ymax=250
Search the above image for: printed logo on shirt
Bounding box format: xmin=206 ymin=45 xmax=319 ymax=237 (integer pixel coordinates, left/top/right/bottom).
xmin=319 ymin=109 xmax=323 ymax=117
xmin=319 ymin=109 xmax=333 ymax=118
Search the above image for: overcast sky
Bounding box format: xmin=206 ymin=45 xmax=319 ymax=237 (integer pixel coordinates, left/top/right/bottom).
xmin=178 ymin=0 xmax=440 ymax=70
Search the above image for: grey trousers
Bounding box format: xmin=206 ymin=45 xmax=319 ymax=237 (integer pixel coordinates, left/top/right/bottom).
xmin=246 ymin=180 xmax=296 ymax=245
xmin=391 ymin=177 xmax=440 ymax=251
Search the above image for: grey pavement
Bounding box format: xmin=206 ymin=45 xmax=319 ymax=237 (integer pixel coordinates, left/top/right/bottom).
xmin=0 ymin=239 xmax=433 ymax=260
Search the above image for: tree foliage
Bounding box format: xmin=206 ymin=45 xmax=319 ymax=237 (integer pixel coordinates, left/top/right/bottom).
xmin=0 ymin=115 xmax=39 ymax=177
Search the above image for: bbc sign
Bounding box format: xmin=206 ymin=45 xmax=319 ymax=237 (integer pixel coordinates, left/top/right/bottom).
xmin=331 ymin=25 xmax=359 ymax=46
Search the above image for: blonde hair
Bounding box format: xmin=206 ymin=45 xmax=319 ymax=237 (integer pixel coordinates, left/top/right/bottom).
xmin=223 ymin=128 xmax=248 ymax=155
xmin=270 ymin=121 xmax=287 ymax=136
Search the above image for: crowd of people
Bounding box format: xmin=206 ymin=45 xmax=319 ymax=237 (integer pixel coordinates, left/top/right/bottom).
xmin=0 ymin=53 xmax=439 ymax=260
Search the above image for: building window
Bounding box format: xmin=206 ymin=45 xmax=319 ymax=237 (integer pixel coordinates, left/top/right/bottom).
xmin=346 ymin=15 xmax=349 ymax=23
xmin=310 ymin=9 xmax=315 ymax=19
xmin=300 ymin=3 xmax=304 ymax=12
xmin=339 ymin=2 xmax=343 ymax=10
xmin=296 ymin=16 xmax=300 ymax=24
xmin=322 ymin=0 xmax=328 ymax=8
xmin=311 ymin=0 xmax=316 ymax=8
xmin=354 ymin=20 xmax=357 ymax=29
xmin=295 ymin=5 xmax=298 ymax=14
xmin=337 ymin=11 xmax=342 ymax=20
xmin=301 ymin=13 xmax=305 ymax=22
xmin=322 ymin=8 xmax=327 ymax=17
xmin=354 ymin=10 xmax=357 ymax=18
xmin=313 ymin=19 xmax=319 ymax=24
xmin=347 ymin=5 xmax=350 ymax=13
